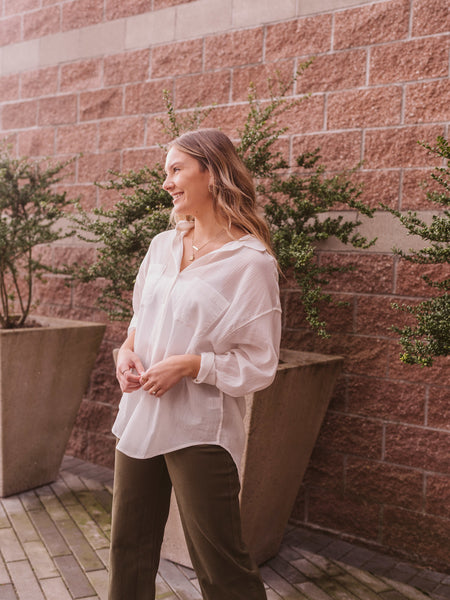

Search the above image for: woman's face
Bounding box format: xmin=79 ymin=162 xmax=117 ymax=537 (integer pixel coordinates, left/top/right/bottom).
xmin=163 ymin=146 xmax=213 ymax=218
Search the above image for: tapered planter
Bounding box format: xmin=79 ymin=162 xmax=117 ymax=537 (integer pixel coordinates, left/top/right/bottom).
xmin=0 ymin=315 xmax=105 ymax=497
xmin=161 ymin=348 xmax=343 ymax=566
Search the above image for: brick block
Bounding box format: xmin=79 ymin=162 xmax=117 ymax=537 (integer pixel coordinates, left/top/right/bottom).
xmin=103 ymin=320 xmax=128 ymax=347
xmin=17 ymin=128 xmax=55 ymax=157
xmin=66 ymin=427 xmax=89 ymax=460
xmin=269 ymin=93 xmax=325 ymax=136
xmin=77 ymin=151 xmax=121 ymax=183
xmin=122 ymin=147 xmax=166 ymax=172
xmin=426 ymin=473 xmax=450 ymax=517
xmin=329 ymin=374 xmax=347 ymax=412
xmin=60 ymin=59 xmax=103 ymax=93
xmin=21 ymin=66 xmax=59 ymax=99
xmin=146 ymin=115 xmax=174 ymax=146
xmin=87 ymin=369 xmax=120 ymax=409
xmin=315 ymin=333 xmax=391 ymax=378
xmin=428 ymin=386 xmax=450 ymax=432
xmin=395 ymin=261 xmax=448 ymax=297
xmin=345 ymin=457 xmax=424 ymax=510
xmin=152 ymin=39 xmax=203 ymax=78
xmin=320 ymin=253 xmax=394 ymax=295
xmin=0 ymin=16 xmax=21 ymax=46
xmin=292 ymin=130 xmax=362 ymax=172
xmin=34 ymin=275 xmax=72 ymax=306
xmin=327 ymin=87 xmax=402 ymax=130
xmin=405 ymin=80 xmax=450 ymax=125
xmin=355 ymin=295 xmax=414 ymax=338
xmin=105 ymin=0 xmax=151 ymax=20
xmin=2 ymin=100 xmax=38 ymax=129
xmin=388 ymin=343 xmax=450 ymax=385
xmin=104 ymin=50 xmax=150 ymax=86
xmin=175 ymin=71 xmax=231 ymax=109
xmin=265 ymin=14 xmax=332 ymax=61
xmin=56 ymin=122 xmax=98 ymax=154
xmin=23 ymin=5 xmax=60 ymax=40
xmin=354 ymin=170 xmax=400 ymax=210
xmin=401 ymin=168 xmax=441 ymax=210
xmin=307 ymin=487 xmax=381 ymax=540
xmin=98 ymin=117 xmax=145 ymax=151
xmin=280 ymin=327 xmax=316 ymax=353
xmin=232 ymin=61 xmax=295 ymax=103
xmin=370 ymin=37 xmax=449 ymax=85
xmin=204 ymin=27 xmax=263 ymax=70
xmin=334 ymin=0 xmax=409 ymax=50
xmin=38 ymin=94 xmax=78 ymax=126
xmin=297 ymin=50 xmax=366 ymax=94
xmin=62 ymin=0 xmax=104 ymax=31
xmin=412 ymin=0 xmax=450 ymax=36
xmin=4 ymin=0 xmax=40 ymax=15
xmin=285 ymin=290 xmax=354 ymax=334
xmin=97 ymin=186 xmax=123 ymax=210
xmin=302 ymin=446 xmax=345 ymax=491
xmin=317 ymin=412 xmax=383 ymax=459
xmin=346 ymin=375 xmax=425 ymax=424
xmin=383 ymin=506 xmax=450 ymax=567
xmin=385 ymin=424 xmax=450 ymax=472
xmin=154 ymin=0 xmax=196 ymax=7
xmin=1 ymin=74 xmax=20 ymax=102
xmin=80 ymin=88 xmax=123 ymax=121
xmin=86 ymin=432 xmax=116 ymax=468
xmin=364 ymin=125 xmax=444 ymax=169
xmin=200 ymin=104 xmax=250 ymax=139
xmin=74 ymin=399 xmax=112 ymax=434
xmin=124 ymin=80 xmax=171 ymax=115
xmin=54 ymin=183 xmax=97 ymax=210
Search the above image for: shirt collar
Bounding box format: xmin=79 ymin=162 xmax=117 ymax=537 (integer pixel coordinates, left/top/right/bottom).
xmin=175 ymin=221 xmax=267 ymax=253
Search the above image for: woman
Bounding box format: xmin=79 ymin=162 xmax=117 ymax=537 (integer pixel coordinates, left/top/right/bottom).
xmin=110 ymin=129 xmax=281 ymax=600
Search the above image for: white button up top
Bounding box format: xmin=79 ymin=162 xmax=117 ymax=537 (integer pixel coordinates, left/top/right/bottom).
xmin=112 ymin=221 xmax=282 ymax=469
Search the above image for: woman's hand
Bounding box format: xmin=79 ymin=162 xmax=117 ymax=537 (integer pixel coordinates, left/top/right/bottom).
xmin=140 ymin=355 xmax=201 ymax=397
xmin=116 ymin=346 xmax=145 ymax=394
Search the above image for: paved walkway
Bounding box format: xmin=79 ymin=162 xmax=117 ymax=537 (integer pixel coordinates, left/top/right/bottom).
xmin=0 ymin=456 xmax=449 ymax=600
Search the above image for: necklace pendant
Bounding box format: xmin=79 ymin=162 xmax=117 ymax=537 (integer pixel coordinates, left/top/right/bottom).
xmin=192 ymin=244 xmax=199 ymax=251
xmin=189 ymin=253 xmax=195 ymax=261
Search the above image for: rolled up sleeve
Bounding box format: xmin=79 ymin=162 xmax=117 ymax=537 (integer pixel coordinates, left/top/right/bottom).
xmin=194 ymin=308 xmax=281 ymax=397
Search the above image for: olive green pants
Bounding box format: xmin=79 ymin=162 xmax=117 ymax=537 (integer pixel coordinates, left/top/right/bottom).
xmin=108 ymin=445 xmax=267 ymax=600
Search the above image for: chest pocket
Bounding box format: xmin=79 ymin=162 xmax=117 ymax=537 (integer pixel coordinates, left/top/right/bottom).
xmin=141 ymin=263 xmax=166 ymax=305
xmin=172 ymin=277 xmax=230 ymax=336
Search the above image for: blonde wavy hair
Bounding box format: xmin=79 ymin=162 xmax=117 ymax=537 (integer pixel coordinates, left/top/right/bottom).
xmin=168 ymin=128 xmax=274 ymax=257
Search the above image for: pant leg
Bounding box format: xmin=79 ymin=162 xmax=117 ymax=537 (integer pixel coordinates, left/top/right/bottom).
xmin=165 ymin=444 xmax=267 ymax=600
xmin=108 ymin=449 xmax=172 ymax=600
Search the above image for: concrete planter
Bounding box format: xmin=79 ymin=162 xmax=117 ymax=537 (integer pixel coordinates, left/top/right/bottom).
xmin=161 ymin=348 xmax=343 ymax=566
xmin=0 ymin=316 xmax=105 ymax=497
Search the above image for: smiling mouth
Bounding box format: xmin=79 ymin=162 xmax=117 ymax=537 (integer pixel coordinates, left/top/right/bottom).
xmin=172 ymin=192 xmax=183 ymax=203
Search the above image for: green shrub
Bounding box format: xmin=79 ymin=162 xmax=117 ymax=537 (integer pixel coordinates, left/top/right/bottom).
xmin=0 ymin=148 xmax=76 ymax=328
xmin=384 ymin=136 xmax=450 ymax=366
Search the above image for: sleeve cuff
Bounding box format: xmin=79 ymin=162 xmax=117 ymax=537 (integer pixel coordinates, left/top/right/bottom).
xmin=193 ymin=352 xmax=216 ymax=386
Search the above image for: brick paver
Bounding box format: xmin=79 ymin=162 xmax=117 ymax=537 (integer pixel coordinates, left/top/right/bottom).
xmin=0 ymin=456 xmax=449 ymax=600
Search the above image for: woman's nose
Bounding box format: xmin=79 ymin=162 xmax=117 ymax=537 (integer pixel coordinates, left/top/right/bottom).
xmin=163 ymin=176 xmax=172 ymax=191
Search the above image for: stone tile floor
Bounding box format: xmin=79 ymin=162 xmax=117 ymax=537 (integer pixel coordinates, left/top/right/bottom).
xmin=0 ymin=455 xmax=449 ymax=600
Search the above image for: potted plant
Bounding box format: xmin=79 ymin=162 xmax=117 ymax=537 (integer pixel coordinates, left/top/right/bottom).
xmin=0 ymin=147 xmax=105 ymax=497
xmin=383 ymin=135 xmax=449 ymax=367
xmin=71 ymin=82 xmax=375 ymax=564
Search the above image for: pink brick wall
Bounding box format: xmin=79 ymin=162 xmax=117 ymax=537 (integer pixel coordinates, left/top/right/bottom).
xmin=1 ymin=0 xmax=449 ymax=570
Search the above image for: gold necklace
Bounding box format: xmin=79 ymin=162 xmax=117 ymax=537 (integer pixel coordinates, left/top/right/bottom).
xmin=190 ymin=229 xmax=225 ymax=261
